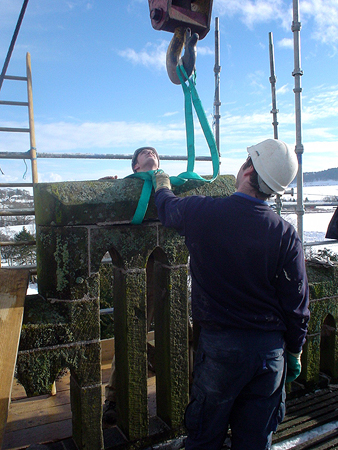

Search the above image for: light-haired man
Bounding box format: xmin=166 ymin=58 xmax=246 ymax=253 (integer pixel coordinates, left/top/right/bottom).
xmin=103 ymin=146 xmax=160 ymax=425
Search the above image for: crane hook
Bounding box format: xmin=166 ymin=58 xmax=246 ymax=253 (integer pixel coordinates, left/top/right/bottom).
xmin=166 ymin=27 xmax=199 ymax=85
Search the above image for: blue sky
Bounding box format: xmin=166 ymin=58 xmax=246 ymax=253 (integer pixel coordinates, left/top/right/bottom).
xmin=0 ymin=0 xmax=338 ymax=184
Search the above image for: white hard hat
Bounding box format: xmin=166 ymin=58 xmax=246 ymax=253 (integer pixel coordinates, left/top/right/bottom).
xmin=247 ymin=139 xmax=298 ymax=195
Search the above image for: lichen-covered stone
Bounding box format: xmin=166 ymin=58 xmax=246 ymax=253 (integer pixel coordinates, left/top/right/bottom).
xmin=89 ymin=225 xmax=158 ymax=272
xmin=302 ymin=260 xmax=338 ymax=386
xmin=20 ymin=177 xmax=338 ymax=447
xmin=114 ymin=269 xmax=148 ymax=440
xmin=34 ymin=175 xmax=236 ymax=227
xmin=70 ymin=375 xmax=103 ymax=450
xmin=36 ymin=227 xmax=89 ymax=299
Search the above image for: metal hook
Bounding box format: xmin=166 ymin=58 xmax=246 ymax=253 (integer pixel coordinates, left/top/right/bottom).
xmin=166 ymin=27 xmax=199 ymax=85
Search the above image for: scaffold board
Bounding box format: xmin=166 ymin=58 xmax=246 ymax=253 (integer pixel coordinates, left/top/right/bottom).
xmin=0 ymin=268 xmax=29 ymax=448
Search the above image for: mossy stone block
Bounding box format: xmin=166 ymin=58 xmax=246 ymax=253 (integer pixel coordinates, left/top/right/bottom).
xmin=89 ymin=225 xmax=158 ymax=272
xmin=306 ymin=261 xmax=338 ymax=285
xmin=36 ymin=226 xmax=89 ymax=299
xmin=114 ymin=270 xmax=148 ymax=440
xmin=157 ymin=227 xmax=189 ymax=266
xmin=34 ymin=175 xmax=236 ymax=227
xmin=300 ymin=335 xmax=321 ymax=385
xmin=70 ymin=376 xmax=103 ymax=450
xmin=19 ymin=323 xmax=73 ymax=350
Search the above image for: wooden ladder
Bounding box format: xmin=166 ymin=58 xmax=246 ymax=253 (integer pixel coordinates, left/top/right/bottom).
xmin=0 ymin=52 xmax=38 ymax=269
xmin=0 ymin=51 xmax=38 ymax=186
xmin=0 ymin=268 xmax=29 ymax=449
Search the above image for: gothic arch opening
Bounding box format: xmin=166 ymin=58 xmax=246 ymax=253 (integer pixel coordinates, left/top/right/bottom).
xmin=320 ymin=314 xmax=336 ymax=379
xmin=99 ymin=247 xmax=125 ymax=341
xmin=146 ymin=248 xmax=170 ymax=417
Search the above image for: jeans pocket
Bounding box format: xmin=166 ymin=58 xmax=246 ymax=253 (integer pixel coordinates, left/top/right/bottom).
xmin=184 ymin=384 xmax=206 ymax=439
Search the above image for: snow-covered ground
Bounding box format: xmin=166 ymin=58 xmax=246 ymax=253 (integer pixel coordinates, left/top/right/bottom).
xmin=0 ymin=223 xmax=35 ymax=239
xmin=272 ymin=420 xmax=338 ymax=449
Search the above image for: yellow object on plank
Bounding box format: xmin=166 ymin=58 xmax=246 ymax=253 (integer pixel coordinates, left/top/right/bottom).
xmin=0 ymin=268 xmax=29 ymax=449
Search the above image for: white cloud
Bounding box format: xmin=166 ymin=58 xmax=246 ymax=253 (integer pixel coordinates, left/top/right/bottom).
xmin=118 ymin=40 xmax=213 ymax=71
xmin=278 ymin=38 xmax=293 ymax=49
xmin=118 ymin=41 xmax=167 ymax=70
xmin=214 ymin=0 xmax=291 ymax=30
xmin=38 ymin=172 xmax=63 ymax=183
xmin=276 ymin=84 xmax=289 ymax=95
xmin=214 ymin=0 xmax=338 ymax=49
xmin=302 ymin=85 xmax=338 ymax=121
xmin=32 ymin=120 xmax=186 ymax=153
xmin=247 ymin=70 xmax=267 ymax=91
xmin=197 ymin=46 xmax=214 ymax=56
xmin=301 ymin=0 xmax=338 ymax=45
xmin=163 ymin=111 xmax=179 ymax=117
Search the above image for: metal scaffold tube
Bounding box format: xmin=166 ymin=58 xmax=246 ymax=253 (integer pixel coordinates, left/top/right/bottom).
xmin=292 ymin=0 xmax=305 ymax=245
xmin=0 ymin=0 xmax=30 ymax=91
xmin=214 ymin=17 xmax=221 ymax=157
xmin=269 ymin=32 xmax=279 ymax=140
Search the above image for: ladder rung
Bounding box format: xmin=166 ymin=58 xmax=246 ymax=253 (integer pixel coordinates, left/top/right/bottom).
xmin=0 ymin=209 xmax=35 ymax=217
xmin=0 ymin=183 xmax=34 ymax=188
xmin=3 ymin=75 xmax=27 ymax=81
xmin=0 ymin=101 xmax=29 ymax=106
xmin=0 ymin=240 xmax=36 ymax=247
xmin=0 ymin=127 xmax=30 ymax=133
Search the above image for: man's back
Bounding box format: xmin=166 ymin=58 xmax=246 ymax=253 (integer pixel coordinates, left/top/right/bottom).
xmin=155 ymin=189 xmax=309 ymax=352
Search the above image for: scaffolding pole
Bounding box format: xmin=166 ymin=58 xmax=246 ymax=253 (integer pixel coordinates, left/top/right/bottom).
xmin=269 ymin=32 xmax=279 ymax=140
xmin=214 ymin=17 xmax=221 ymax=157
xmin=0 ymin=0 xmax=30 ymax=91
xmin=292 ymin=0 xmax=304 ymax=244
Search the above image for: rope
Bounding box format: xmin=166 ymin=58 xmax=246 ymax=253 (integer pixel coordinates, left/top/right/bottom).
xmin=127 ymin=65 xmax=220 ymax=224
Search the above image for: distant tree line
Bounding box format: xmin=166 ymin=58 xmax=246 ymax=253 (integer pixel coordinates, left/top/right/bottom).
xmin=291 ymin=168 xmax=338 ymax=185
xmin=0 ymin=226 xmax=36 ymax=267
xmin=304 ymin=168 xmax=338 ymax=183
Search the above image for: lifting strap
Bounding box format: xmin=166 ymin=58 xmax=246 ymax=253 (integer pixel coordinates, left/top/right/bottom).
xmin=128 ymin=64 xmax=220 ymax=224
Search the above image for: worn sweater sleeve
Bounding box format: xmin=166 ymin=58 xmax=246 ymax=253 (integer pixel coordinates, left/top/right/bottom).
xmin=154 ymin=188 xmax=189 ymax=235
xmin=276 ymin=231 xmax=310 ymax=353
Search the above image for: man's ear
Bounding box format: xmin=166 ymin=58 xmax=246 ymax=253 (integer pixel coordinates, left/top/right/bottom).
xmin=243 ymin=165 xmax=254 ymax=177
xmin=134 ymin=162 xmax=140 ymax=172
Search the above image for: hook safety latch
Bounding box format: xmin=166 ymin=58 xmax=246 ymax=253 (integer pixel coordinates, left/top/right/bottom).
xmin=148 ymin=0 xmax=213 ymax=84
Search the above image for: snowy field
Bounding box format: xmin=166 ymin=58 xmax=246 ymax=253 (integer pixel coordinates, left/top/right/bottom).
xmin=1 ymin=223 xmax=35 ymax=239
xmin=284 ymin=184 xmax=338 ymax=254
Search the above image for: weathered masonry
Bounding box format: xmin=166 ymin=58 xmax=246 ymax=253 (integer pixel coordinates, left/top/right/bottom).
xmin=17 ymin=176 xmax=235 ymax=449
xmin=15 ymin=175 xmax=338 ymax=449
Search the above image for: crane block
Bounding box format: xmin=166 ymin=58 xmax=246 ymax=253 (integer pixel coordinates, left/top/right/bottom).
xmin=148 ymin=0 xmax=213 ymax=40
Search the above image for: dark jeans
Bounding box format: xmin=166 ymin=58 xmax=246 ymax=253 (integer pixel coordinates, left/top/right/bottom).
xmin=184 ymin=327 xmax=286 ymax=450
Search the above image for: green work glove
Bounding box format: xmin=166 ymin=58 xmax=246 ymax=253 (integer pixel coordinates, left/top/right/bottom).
xmin=286 ymin=350 xmax=302 ymax=383
xmin=152 ymin=169 xmax=171 ymax=192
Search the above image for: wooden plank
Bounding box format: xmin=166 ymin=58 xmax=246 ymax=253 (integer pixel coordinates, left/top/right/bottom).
xmin=0 ymin=268 xmax=29 ymax=449
xmin=100 ymin=331 xmax=154 ymax=363
xmin=3 ymin=362 xmax=156 ymax=450
xmin=2 ymin=418 xmax=72 ymax=450
xmin=101 ymin=338 xmax=115 ymax=363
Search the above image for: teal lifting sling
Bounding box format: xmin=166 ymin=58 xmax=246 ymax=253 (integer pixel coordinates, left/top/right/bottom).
xmin=127 ymin=64 xmax=220 ymax=224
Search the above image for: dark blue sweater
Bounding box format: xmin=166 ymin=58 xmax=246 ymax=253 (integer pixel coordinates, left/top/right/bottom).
xmin=155 ymin=189 xmax=310 ymax=353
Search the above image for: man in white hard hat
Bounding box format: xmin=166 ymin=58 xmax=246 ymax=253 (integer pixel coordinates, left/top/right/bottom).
xmin=103 ymin=146 xmax=160 ymax=425
xmin=152 ymin=139 xmax=310 ymax=450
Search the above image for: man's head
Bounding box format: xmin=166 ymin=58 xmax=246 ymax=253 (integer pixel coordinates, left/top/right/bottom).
xmin=236 ymin=139 xmax=298 ymax=199
xmin=132 ymin=147 xmax=160 ymax=173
